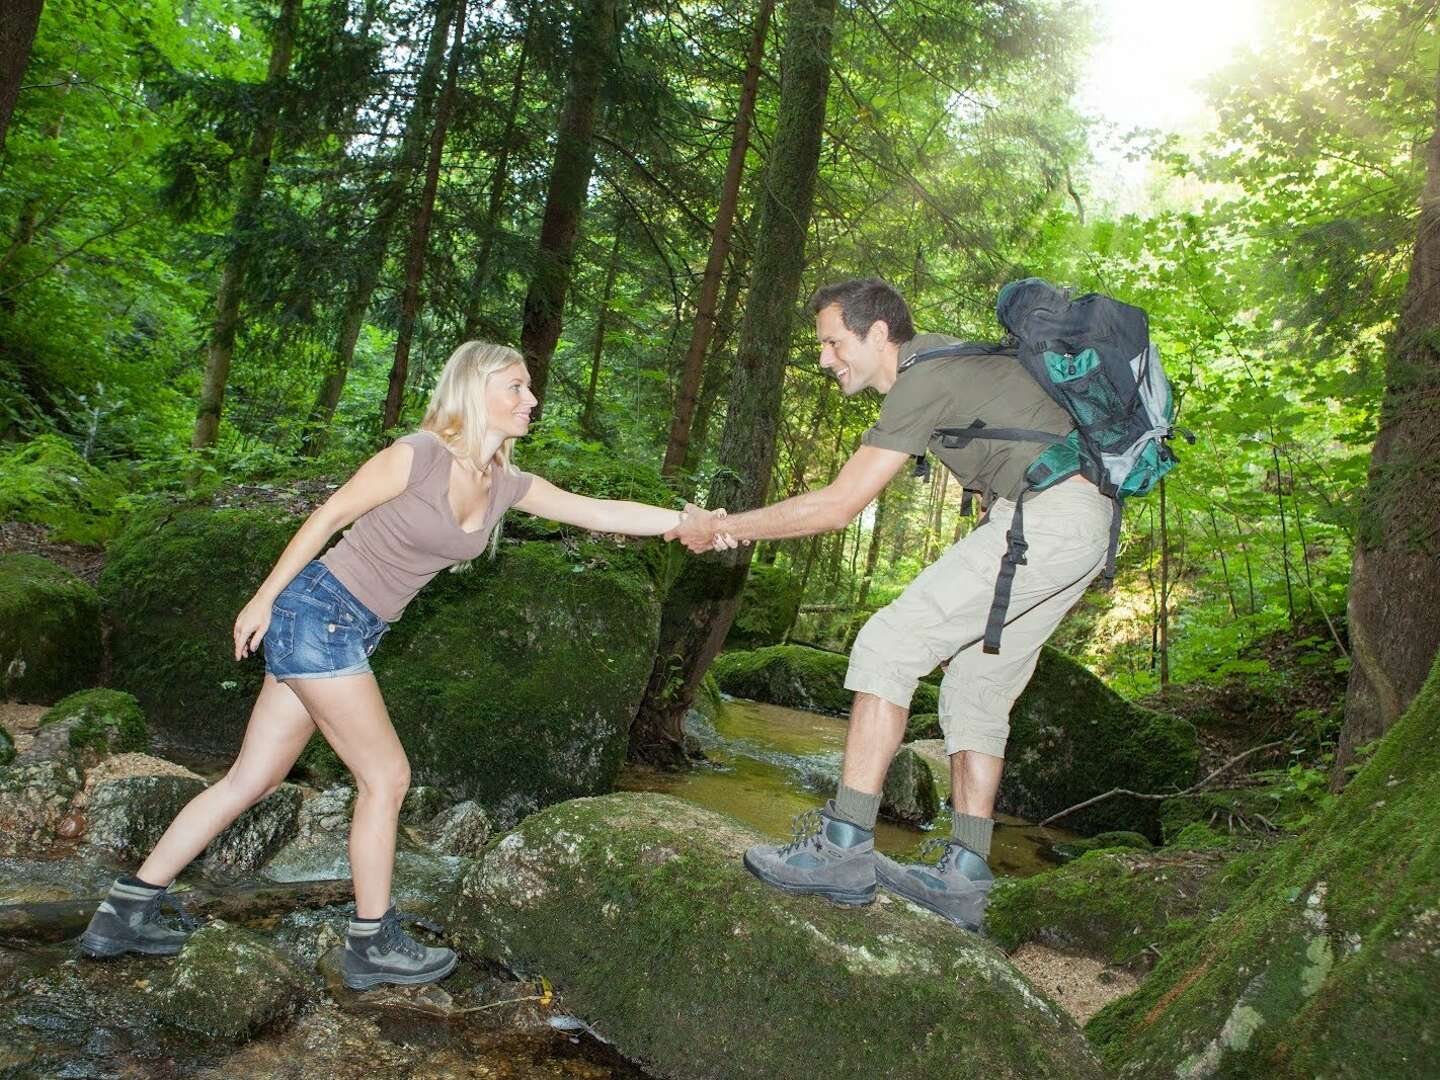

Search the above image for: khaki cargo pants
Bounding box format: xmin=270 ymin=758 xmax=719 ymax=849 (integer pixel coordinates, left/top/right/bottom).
xmin=844 ymin=478 xmax=1112 ymax=758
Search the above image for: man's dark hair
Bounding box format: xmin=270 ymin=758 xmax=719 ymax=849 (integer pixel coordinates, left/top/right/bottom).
xmin=808 ymin=278 xmax=915 ymax=344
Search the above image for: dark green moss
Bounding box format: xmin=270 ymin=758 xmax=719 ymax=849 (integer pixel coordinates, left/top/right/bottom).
xmin=724 ymin=563 xmax=803 ymax=650
xmin=374 ymin=540 xmax=660 ymax=825
xmin=986 ymin=846 xmax=1256 ymax=971
xmin=0 ymin=554 xmax=102 ymax=704
xmin=711 ymin=644 xmax=940 ymax=716
xmin=0 ymin=725 xmax=11 ymax=766
xmin=1051 ymin=830 xmax=1152 ymax=861
xmin=0 ymin=434 xmax=126 ymax=544
xmin=39 ymin=689 xmax=148 ymax=755
xmin=1090 ymin=654 xmax=1440 ymax=1079
xmin=1158 ymin=783 xmax=1314 ymax=843
xmin=101 ymin=506 xmax=298 ymax=753
xmin=905 ymin=711 xmax=941 ymax=741
xmin=450 ymin=793 xmax=1105 ymax=1080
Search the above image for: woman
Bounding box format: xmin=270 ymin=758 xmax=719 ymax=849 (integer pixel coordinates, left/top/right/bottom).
xmin=80 ymin=342 xmax=719 ymax=990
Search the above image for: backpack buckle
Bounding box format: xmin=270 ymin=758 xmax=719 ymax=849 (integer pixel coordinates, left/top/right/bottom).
xmin=1004 ymin=531 xmax=1028 ymax=565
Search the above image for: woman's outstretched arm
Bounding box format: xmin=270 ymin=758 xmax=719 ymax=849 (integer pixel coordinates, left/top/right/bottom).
xmin=232 ymin=441 xmax=414 ymax=659
xmin=515 ymin=476 xmax=721 ymax=537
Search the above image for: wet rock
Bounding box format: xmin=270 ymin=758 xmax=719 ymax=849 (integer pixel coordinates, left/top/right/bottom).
xmin=203 ymin=784 xmax=304 ymax=879
xmin=37 ymin=688 xmax=149 ymax=757
xmin=85 ymin=774 xmax=206 ymax=859
xmin=798 ymin=745 xmax=941 ymax=826
xmin=11 ymin=716 xmax=86 ymax=767
xmin=0 ymin=554 xmax=102 ymax=704
xmin=428 ymin=800 xmax=492 ymax=858
xmin=449 ymin=792 xmax=1105 ymax=1080
xmin=152 ymin=921 xmax=313 ymax=1042
xmin=0 ymin=759 xmax=85 ymax=855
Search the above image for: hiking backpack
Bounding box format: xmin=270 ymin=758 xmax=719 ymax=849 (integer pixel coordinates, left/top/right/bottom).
xmin=903 ymin=277 xmax=1188 ymax=654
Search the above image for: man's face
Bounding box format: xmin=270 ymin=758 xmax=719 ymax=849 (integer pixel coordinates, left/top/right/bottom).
xmin=815 ymin=304 xmax=888 ymax=397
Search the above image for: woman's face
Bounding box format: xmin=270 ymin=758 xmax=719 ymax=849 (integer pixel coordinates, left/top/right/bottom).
xmin=486 ymin=362 xmax=538 ymax=439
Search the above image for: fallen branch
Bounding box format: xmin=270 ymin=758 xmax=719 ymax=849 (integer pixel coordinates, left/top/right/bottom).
xmin=0 ymin=878 xmax=355 ymax=945
xmin=1037 ymin=740 xmax=1289 ymax=829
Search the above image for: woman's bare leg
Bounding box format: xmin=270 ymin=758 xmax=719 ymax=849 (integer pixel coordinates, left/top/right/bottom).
xmin=283 ymin=672 xmax=408 ymax=919
xmin=137 ymin=675 xmax=316 ymax=886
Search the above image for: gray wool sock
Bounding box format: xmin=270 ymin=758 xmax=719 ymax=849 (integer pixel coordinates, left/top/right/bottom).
xmin=951 ymin=812 xmax=994 ymax=860
xmin=832 ymin=784 xmax=881 ymax=831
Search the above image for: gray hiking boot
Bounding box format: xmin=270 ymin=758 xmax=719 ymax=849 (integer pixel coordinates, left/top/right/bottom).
xmin=875 ymin=838 xmax=994 ymax=931
xmin=742 ymin=801 xmax=876 ymax=906
xmin=341 ymin=906 xmax=457 ymax=990
xmin=80 ymin=878 xmax=200 ymax=958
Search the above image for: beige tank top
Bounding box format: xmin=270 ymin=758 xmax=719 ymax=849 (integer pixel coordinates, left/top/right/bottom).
xmin=320 ymin=431 xmax=534 ymax=622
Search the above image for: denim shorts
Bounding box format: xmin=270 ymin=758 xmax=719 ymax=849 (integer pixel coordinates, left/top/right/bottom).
xmin=263 ymin=561 xmax=389 ymax=681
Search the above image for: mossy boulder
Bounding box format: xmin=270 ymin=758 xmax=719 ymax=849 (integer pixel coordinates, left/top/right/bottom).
xmin=1091 ymin=654 xmax=1440 ymax=1079
xmin=905 ymin=711 xmax=941 ymax=741
xmin=0 ymin=725 xmax=11 ymax=766
xmin=101 ymin=507 xmax=298 ymax=753
xmin=998 ymin=647 xmax=1197 ymax=836
xmin=1051 ymin=830 xmax=1152 ymax=862
xmin=151 ymin=921 xmax=312 ymax=1042
xmin=724 ymin=563 xmax=803 ymax=650
xmin=372 ymin=540 xmax=660 ymax=825
xmin=987 ymin=847 xmax=1256 ymax=971
xmin=448 ymin=792 xmax=1105 ymax=1080
xmin=0 ymin=433 xmax=126 ymax=544
xmin=0 ymin=554 xmax=102 ymax=704
xmin=38 ymin=689 xmax=149 ymax=756
xmin=711 ymin=644 xmax=940 ymax=716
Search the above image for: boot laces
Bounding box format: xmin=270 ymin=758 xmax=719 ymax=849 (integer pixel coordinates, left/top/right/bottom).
xmin=141 ymin=890 xmax=200 ymax=931
xmin=375 ymin=908 xmax=442 ymax=961
xmin=916 ymin=837 xmax=957 ymax=874
xmin=778 ymin=808 xmax=825 ymax=856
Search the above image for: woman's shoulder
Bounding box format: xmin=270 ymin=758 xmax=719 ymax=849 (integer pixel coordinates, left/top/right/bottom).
xmin=495 ymin=462 xmax=536 ymax=505
xmin=394 ymin=429 xmax=451 ymax=484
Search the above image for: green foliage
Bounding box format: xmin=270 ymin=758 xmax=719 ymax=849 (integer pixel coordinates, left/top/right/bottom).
xmin=0 ymin=435 xmax=127 ymax=543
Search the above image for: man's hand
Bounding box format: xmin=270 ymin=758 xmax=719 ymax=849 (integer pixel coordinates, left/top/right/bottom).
xmin=666 ymin=503 xmax=729 ymax=553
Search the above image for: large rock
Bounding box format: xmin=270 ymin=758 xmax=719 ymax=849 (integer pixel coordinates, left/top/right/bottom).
xmin=724 ymin=563 xmax=802 ymax=650
xmin=992 ymin=648 xmax=1196 ymax=836
xmin=151 ymin=921 xmax=312 ymax=1042
xmin=799 ymin=744 xmax=941 ymax=826
xmin=38 ymin=688 xmax=149 ymax=756
xmin=1091 ymin=655 xmax=1440 ymax=1079
xmin=0 ymin=554 xmax=102 ymax=703
xmin=85 ymin=774 xmax=207 ymax=859
xmin=0 ymin=758 xmax=85 ymax=855
xmin=101 ymin=507 xmax=298 ymax=752
xmin=203 ymin=783 xmax=304 ymax=878
xmin=373 ymin=540 xmax=660 ymax=825
xmin=448 ymin=792 xmax=1104 ymax=1080
xmin=711 ymin=644 xmax=940 ymax=716
xmin=103 ymin=506 xmax=661 ymax=825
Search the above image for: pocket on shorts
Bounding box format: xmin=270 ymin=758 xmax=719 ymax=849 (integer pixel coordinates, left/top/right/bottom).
xmin=264 ymin=607 xmax=296 ymax=664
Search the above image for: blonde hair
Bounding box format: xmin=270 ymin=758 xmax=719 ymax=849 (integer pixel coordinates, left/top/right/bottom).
xmin=419 ymin=340 xmax=526 ymax=560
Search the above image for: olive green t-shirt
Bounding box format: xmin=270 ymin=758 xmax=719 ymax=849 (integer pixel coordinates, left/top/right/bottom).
xmin=860 ymin=333 xmax=1074 ymax=503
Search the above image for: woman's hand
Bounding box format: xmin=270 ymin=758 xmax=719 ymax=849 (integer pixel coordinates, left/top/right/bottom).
xmin=234 ymin=595 xmax=272 ymax=661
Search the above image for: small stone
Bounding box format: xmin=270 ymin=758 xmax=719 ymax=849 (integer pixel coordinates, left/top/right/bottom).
xmin=55 ymin=811 xmax=86 ymax=839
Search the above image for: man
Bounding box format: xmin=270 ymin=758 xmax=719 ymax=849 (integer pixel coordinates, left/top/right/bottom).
xmin=669 ymin=277 xmax=1112 ymax=930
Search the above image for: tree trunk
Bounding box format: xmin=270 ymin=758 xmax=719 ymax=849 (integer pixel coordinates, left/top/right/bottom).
xmin=581 ymin=227 xmax=622 ymax=433
xmin=299 ymin=0 xmax=457 ymax=456
xmin=381 ymin=0 xmax=468 ymax=433
xmin=460 ymin=7 xmax=533 ymax=340
xmin=680 ymin=250 xmax=749 ymax=482
xmin=629 ymin=0 xmax=836 ymax=766
xmin=1332 ymin=54 xmax=1440 ymax=789
xmin=0 ymin=0 xmax=44 ymax=155
xmin=857 ymin=484 xmax=889 ymax=608
xmin=518 ymin=0 xmax=621 ymax=415
xmin=660 ymin=0 xmax=775 ymax=477
xmin=190 ymin=0 xmax=302 ymax=449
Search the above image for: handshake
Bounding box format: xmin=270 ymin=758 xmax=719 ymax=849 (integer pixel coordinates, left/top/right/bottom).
xmin=666 ymin=503 xmax=742 ymax=554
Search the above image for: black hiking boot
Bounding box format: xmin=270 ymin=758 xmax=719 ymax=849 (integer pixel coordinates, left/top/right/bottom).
xmin=80 ymin=877 xmax=200 ymax=958
xmin=341 ymin=906 xmax=458 ymax=990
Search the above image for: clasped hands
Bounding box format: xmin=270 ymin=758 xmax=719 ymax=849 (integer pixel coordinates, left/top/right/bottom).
xmin=667 ymin=503 xmax=742 ymax=553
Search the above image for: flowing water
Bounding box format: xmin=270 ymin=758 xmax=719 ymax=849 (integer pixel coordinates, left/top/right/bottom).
xmin=619 ymin=698 xmax=1077 ymax=878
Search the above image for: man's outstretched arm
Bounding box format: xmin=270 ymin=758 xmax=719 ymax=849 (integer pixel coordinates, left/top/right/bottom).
xmin=668 ymin=445 xmax=911 ymax=552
